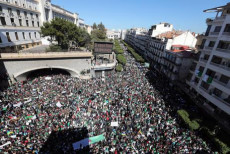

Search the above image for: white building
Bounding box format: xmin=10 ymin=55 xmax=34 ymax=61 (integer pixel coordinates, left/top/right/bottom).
xmin=148 ymin=22 xmax=173 ymax=37
xmin=125 ymin=24 xmax=198 ymax=83
xmin=0 ymin=0 xmax=42 ymax=52
xmin=121 ymin=29 xmax=127 ymax=40
xmin=0 ymin=0 xmax=87 ymax=51
xmin=106 ymin=29 xmax=121 ymax=40
xmin=77 ymin=18 xmax=85 ymax=28
xmin=186 ymin=3 xmax=230 ymax=116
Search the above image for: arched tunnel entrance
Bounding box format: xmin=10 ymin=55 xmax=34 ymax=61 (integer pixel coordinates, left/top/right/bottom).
xmin=26 ymin=68 xmax=71 ymax=80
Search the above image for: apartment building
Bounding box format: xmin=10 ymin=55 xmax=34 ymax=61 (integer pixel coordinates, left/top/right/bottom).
xmin=106 ymin=29 xmax=121 ymax=40
xmin=186 ymin=3 xmax=230 ymax=116
xmin=148 ymin=22 xmax=173 ymax=37
xmin=0 ymin=0 xmax=42 ymax=52
xmin=0 ymin=0 xmax=87 ymax=52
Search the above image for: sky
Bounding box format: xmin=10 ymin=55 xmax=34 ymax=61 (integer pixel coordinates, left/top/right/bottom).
xmin=52 ymin=0 xmax=229 ymax=33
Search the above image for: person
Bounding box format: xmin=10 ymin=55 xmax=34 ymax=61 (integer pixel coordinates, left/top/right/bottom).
xmin=0 ymin=49 xmax=212 ymax=153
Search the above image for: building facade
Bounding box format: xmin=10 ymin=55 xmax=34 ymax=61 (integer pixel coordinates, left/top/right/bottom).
xmin=125 ymin=24 xmax=197 ymax=82
xmin=0 ymin=0 xmax=42 ymax=52
xmin=186 ymin=3 xmax=230 ymax=116
xmin=0 ymin=0 xmax=88 ymax=52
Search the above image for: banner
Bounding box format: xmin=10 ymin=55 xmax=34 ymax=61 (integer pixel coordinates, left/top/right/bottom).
xmin=111 ymin=122 xmax=118 ymax=127
xmin=0 ymin=141 xmax=11 ymax=149
xmin=72 ymin=138 xmax=89 ymax=150
xmin=89 ymin=134 xmax=105 ymax=144
xmin=72 ymin=134 xmax=105 ymax=150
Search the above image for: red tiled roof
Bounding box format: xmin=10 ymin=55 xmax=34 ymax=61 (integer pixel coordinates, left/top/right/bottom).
xmin=156 ymin=30 xmax=184 ymax=39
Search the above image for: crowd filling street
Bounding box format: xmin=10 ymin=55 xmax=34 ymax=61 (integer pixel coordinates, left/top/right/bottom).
xmin=0 ymin=47 xmax=213 ymax=153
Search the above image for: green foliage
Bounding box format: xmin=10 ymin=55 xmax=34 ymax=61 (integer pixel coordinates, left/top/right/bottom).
xmin=41 ymin=18 xmax=91 ymax=49
xmin=115 ymin=64 xmax=123 ymax=72
xmin=122 ymin=41 xmax=145 ymax=63
xmin=114 ymin=40 xmax=124 ymax=54
xmin=93 ymin=23 xmax=97 ymax=29
xmin=116 ymin=54 xmax=126 ymax=65
xmin=200 ymin=127 xmax=230 ymax=154
xmin=177 ymin=109 xmax=200 ymax=130
xmin=91 ymin=22 xmax=107 ymax=41
xmin=46 ymin=45 xmax=62 ymax=52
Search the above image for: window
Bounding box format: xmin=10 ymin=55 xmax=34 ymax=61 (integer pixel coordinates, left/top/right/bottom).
xmin=0 ymin=17 xmax=6 ymax=25
xmin=24 ymin=11 xmax=27 ymax=17
xmin=201 ymin=81 xmax=210 ymax=90
xmin=200 ymin=39 xmax=206 ymax=49
xmin=208 ymin=41 xmax=215 ymax=47
xmin=37 ymin=21 xmax=39 ymax=27
xmin=219 ymin=75 xmax=229 ymax=84
xmin=29 ymin=32 xmax=31 ymax=39
xmin=15 ymin=32 xmax=18 ymax=40
xmin=6 ymin=32 xmax=11 ymax=42
xmin=0 ymin=36 xmax=2 ymax=43
xmin=32 ymin=21 xmax=34 ymax=27
xmin=203 ymin=54 xmax=210 ymax=61
xmin=205 ymin=25 xmax=211 ymax=36
xmin=15 ymin=1 xmax=18 ymax=5
xmin=0 ymin=6 xmax=2 ymax=13
xmin=19 ymin=19 xmax=22 ymax=26
xmin=224 ymin=24 xmax=230 ymax=32
xmin=217 ymin=41 xmax=229 ymax=49
xmin=36 ymin=14 xmax=38 ymax=19
xmin=8 ymin=8 xmax=12 ymax=14
xmin=34 ymin=32 xmax=36 ymax=38
xmin=26 ymin=20 xmax=29 ymax=26
xmin=211 ymin=55 xmax=222 ymax=64
xmin=16 ymin=10 xmax=20 ymax=16
xmin=214 ymin=26 xmax=222 ymax=32
xmin=10 ymin=18 xmax=15 ymax=26
xmin=30 ymin=13 xmax=33 ymax=19
xmin=213 ymin=88 xmax=222 ymax=97
xmin=22 ymin=32 xmax=25 ymax=39
xmin=206 ymin=69 xmax=216 ymax=78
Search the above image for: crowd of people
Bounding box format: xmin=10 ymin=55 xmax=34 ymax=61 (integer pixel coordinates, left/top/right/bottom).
xmin=0 ymin=47 xmax=214 ymax=153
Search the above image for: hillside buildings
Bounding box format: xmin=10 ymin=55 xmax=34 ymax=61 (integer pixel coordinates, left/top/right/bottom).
xmin=0 ymin=0 xmax=88 ymax=52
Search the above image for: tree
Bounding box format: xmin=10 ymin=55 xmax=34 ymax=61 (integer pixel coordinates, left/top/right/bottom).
xmin=93 ymin=23 xmax=97 ymax=30
xmin=41 ymin=18 xmax=91 ymax=49
xmin=91 ymin=22 xmax=107 ymax=41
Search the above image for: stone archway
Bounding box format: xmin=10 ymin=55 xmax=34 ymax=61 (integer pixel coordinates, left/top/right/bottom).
xmin=14 ymin=66 xmax=80 ymax=81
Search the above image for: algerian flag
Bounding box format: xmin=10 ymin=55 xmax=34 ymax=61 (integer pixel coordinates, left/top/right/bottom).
xmin=202 ymin=75 xmax=209 ymax=82
xmin=89 ymin=134 xmax=105 ymax=144
xmin=25 ymin=116 xmax=33 ymax=120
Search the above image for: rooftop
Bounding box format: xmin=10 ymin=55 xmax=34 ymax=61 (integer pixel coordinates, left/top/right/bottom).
xmin=204 ymin=2 xmax=230 ymax=12
xmin=156 ymin=30 xmax=184 ymax=39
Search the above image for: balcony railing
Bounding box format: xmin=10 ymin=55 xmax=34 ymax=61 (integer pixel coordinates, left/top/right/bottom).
xmin=210 ymin=62 xmax=230 ymax=71
xmin=209 ymin=32 xmax=219 ymax=36
xmin=204 ymin=46 xmax=213 ymax=50
xmin=216 ymin=47 xmax=230 ymax=53
xmin=215 ymin=15 xmax=226 ymax=21
xmin=9 ymin=12 xmax=14 ymax=17
xmin=200 ymin=58 xmax=208 ymax=63
xmin=213 ymin=78 xmax=230 ymax=89
xmin=222 ymin=32 xmax=230 ymax=36
xmin=0 ymin=12 xmax=5 ymax=16
xmin=212 ymin=94 xmax=230 ymax=107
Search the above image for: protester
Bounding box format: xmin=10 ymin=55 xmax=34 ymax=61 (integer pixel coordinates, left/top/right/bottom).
xmin=0 ymin=49 xmax=212 ymax=153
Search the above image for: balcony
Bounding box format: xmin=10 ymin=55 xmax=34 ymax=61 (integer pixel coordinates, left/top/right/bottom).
xmin=213 ymin=78 xmax=230 ymax=91
xmin=210 ymin=62 xmax=230 ymax=71
xmin=215 ymin=15 xmax=226 ymax=21
xmin=212 ymin=93 xmax=230 ymax=107
xmin=204 ymin=46 xmax=213 ymax=51
xmin=0 ymin=12 xmax=5 ymax=17
xmin=222 ymin=32 xmax=230 ymax=36
xmin=9 ymin=12 xmax=14 ymax=17
xmin=209 ymin=32 xmax=219 ymax=36
xmin=216 ymin=47 xmax=230 ymax=53
xmin=200 ymin=58 xmax=208 ymax=63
